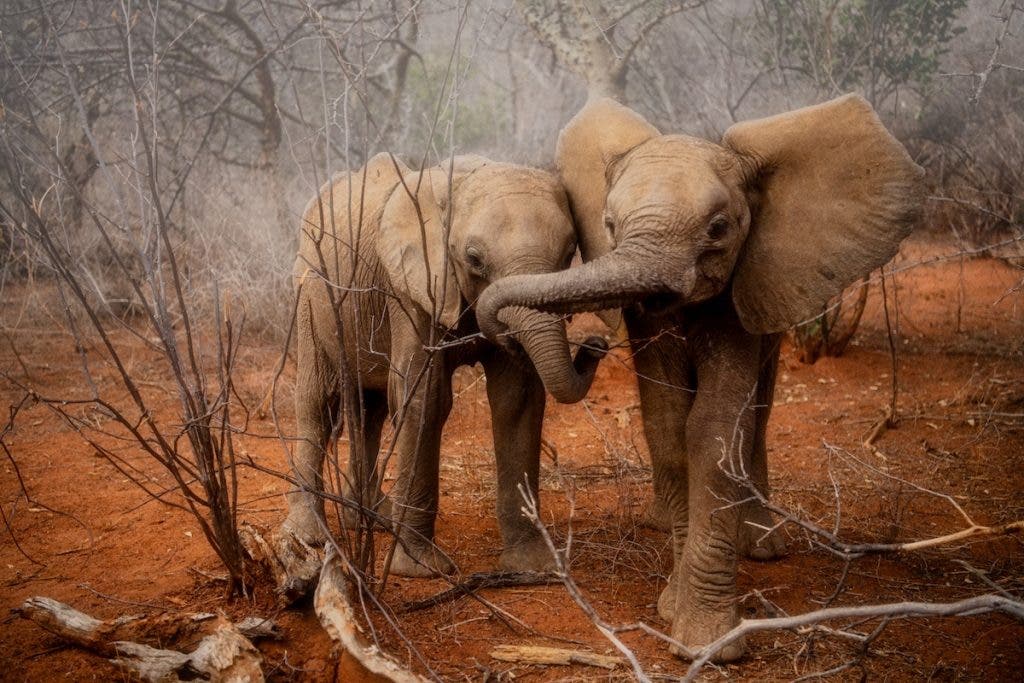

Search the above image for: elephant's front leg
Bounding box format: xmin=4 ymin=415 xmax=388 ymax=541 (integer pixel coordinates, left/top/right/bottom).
xmin=386 ymin=317 xmax=456 ymax=578
xmin=669 ymin=332 xmax=761 ymax=663
xmin=340 ymin=389 xmax=390 ymax=530
xmin=481 ymin=350 xmax=553 ymax=572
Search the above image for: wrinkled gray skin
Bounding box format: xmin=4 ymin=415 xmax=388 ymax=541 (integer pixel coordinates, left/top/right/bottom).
xmin=284 ymin=154 xmax=606 ymax=578
xmin=477 ymin=96 xmax=924 ymax=660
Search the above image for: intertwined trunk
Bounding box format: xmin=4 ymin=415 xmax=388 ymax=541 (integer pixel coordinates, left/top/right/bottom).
xmin=499 ymin=307 xmax=604 ymax=404
xmin=479 ymin=251 xmax=678 ymax=344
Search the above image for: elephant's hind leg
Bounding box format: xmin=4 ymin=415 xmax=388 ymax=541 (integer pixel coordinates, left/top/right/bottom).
xmin=737 ymin=335 xmax=787 ymax=561
xmin=340 ymin=389 xmax=390 ymax=529
xmin=283 ymin=342 xmax=340 ymax=545
xmin=385 ymin=318 xmax=457 ymax=578
xmin=627 ymin=319 xmax=692 ymax=536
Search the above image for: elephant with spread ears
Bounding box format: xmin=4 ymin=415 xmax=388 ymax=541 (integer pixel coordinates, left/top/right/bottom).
xmin=283 ymin=153 xmax=606 ymax=578
xmin=477 ymin=95 xmax=924 ymax=660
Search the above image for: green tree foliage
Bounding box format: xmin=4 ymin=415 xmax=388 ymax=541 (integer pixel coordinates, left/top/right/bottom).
xmin=757 ymin=0 xmax=967 ymax=105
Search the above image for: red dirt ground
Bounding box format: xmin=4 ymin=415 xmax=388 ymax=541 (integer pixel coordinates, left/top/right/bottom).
xmin=2 ymin=234 xmax=1022 ymax=681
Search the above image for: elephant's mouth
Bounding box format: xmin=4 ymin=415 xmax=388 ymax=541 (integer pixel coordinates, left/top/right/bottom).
xmin=637 ymin=292 xmax=683 ymax=317
xmin=503 ymin=336 xmax=531 ymax=362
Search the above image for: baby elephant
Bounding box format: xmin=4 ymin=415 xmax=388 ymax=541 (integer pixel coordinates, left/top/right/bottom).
xmin=283 ymin=153 xmax=606 ymax=577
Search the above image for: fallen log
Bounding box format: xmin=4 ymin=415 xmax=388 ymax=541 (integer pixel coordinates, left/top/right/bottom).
xmin=315 ymin=545 xmax=429 ymax=683
xmin=16 ymin=597 xmax=268 ymax=682
xmin=111 ymin=620 xmax=263 ymax=682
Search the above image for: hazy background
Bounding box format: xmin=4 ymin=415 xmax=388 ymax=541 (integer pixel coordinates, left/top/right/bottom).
xmin=1 ymin=0 xmax=1021 ymax=337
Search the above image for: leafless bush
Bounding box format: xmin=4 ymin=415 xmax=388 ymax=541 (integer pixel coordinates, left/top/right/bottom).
xmin=0 ymin=1 xmax=375 ymax=595
xmin=917 ymin=3 xmax=1024 ymax=251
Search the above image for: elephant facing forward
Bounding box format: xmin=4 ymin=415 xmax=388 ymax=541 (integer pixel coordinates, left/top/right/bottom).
xmin=284 ymin=154 xmax=606 ymax=577
xmin=478 ymin=95 xmax=924 ymax=659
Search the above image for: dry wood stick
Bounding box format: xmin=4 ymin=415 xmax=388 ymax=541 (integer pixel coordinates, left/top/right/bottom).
xmin=490 ymin=644 xmax=622 ymax=669
xmin=399 ymin=571 xmax=561 ymax=613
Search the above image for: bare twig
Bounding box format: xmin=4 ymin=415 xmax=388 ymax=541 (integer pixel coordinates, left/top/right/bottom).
xmin=399 ymin=571 xmax=560 ymax=614
xmin=683 ymin=595 xmax=1024 ymax=682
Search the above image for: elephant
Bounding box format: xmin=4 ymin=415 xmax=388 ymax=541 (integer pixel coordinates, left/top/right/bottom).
xmin=283 ymin=153 xmax=607 ymax=577
xmin=476 ymin=95 xmax=924 ymax=660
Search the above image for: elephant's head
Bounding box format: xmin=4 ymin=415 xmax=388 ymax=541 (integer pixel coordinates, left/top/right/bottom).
xmin=375 ymin=155 xmax=606 ymax=403
xmin=477 ymin=95 xmax=925 ymax=338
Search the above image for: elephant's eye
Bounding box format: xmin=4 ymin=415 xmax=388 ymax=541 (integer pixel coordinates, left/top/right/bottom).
xmin=707 ymin=215 xmax=730 ymax=242
xmin=465 ymin=246 xmax=486 ymax=274
xmin=603 ymin=215 xmax=615 ymax=235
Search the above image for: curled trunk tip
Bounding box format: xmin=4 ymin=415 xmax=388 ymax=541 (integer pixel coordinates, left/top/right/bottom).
xmin=498 ymin=307 xmax=607 ymax=404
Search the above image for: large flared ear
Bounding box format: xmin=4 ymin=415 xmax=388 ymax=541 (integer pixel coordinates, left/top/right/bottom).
xmin=296 ymin=152 xmax=408 ymax=284
xmin=724 ymin=94 xmax=925 ymax=334
xmin=376 ymin=166 xmax=462 ymax=328
xmin=556 ymin=98 xmax=660 ymax=264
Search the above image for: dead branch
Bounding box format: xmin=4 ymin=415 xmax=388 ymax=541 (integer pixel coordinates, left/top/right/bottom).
xmin=399 ymin=571 xmax=560 ymax=614
xmin=540 ymin=436 xmax=559 ymax=464
xmin=897 ymin=520 xmax=1024 ymax=552
xmin=863 ymin=405 xmax=896 ymax=449
xmin=724 ymin=440 xmax=1024 ymax=559
xmin=878 ymin=263 xmax=900 ymax=429
xmin=16 ymin=596 xmax=280 ymax=650
xmin=111 ymin=621 xmax=264 ymax=683
xmin=971 ymin=3 xmax=1020 ymax=104
xmin=518 ymin=483 xmax=659 ymax=683
xmin=314 ymin=544 xmax=429 ymax=683
xmin=682 ymin=594 xmax=1024 ymax=682
xmin=744 ymin=476 xmax=1023 ymax=556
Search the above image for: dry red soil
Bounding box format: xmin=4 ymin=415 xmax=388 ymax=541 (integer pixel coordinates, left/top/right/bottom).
xmin=2 ymin=234 xmax=1022 ymax=681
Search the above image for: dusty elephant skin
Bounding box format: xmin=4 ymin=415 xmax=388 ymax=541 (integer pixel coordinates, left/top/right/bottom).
xmin=477 ymin=95 xmax=925 ymax=661
xmin=282 ymin=154 xmax=607 ymax=579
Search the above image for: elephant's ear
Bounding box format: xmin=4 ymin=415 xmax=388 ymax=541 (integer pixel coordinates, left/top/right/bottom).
xmin=556 ymin=98 xmax=660 ymax=264
xmin=296 ymin=152 xmax=408 ymax=284
xmin=723 ymin=94 xmax=924 ymax=335
xmin=376 ymin=166 xmax=462 ymax=328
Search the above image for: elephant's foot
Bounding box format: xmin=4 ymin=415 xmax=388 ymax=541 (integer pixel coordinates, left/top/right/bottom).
xmin=340 ymin=491 xmax=393 ymax=529
xmin=498 ymin=538 xmax=557 ymax=572
xmin=640 ymin=496 xmax=673 ymax=531
xmin=281 ymin=502 xmax=327 ymax=545
xmin=669 ymin=598 xmax=744 ymax=663
xmin=738 ymin=505 xmax=786 ymax=561
xmin=657 ymin=573 xmax=678 ymax=621
xmin=390 ymin=541 xmax=456 ymax=578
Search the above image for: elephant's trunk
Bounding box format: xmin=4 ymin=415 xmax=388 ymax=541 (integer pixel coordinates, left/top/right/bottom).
xmin=499 ymin=306 xmax=607 ymax=404
xmin=478 ymin=249 xmax=683 ymax=343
